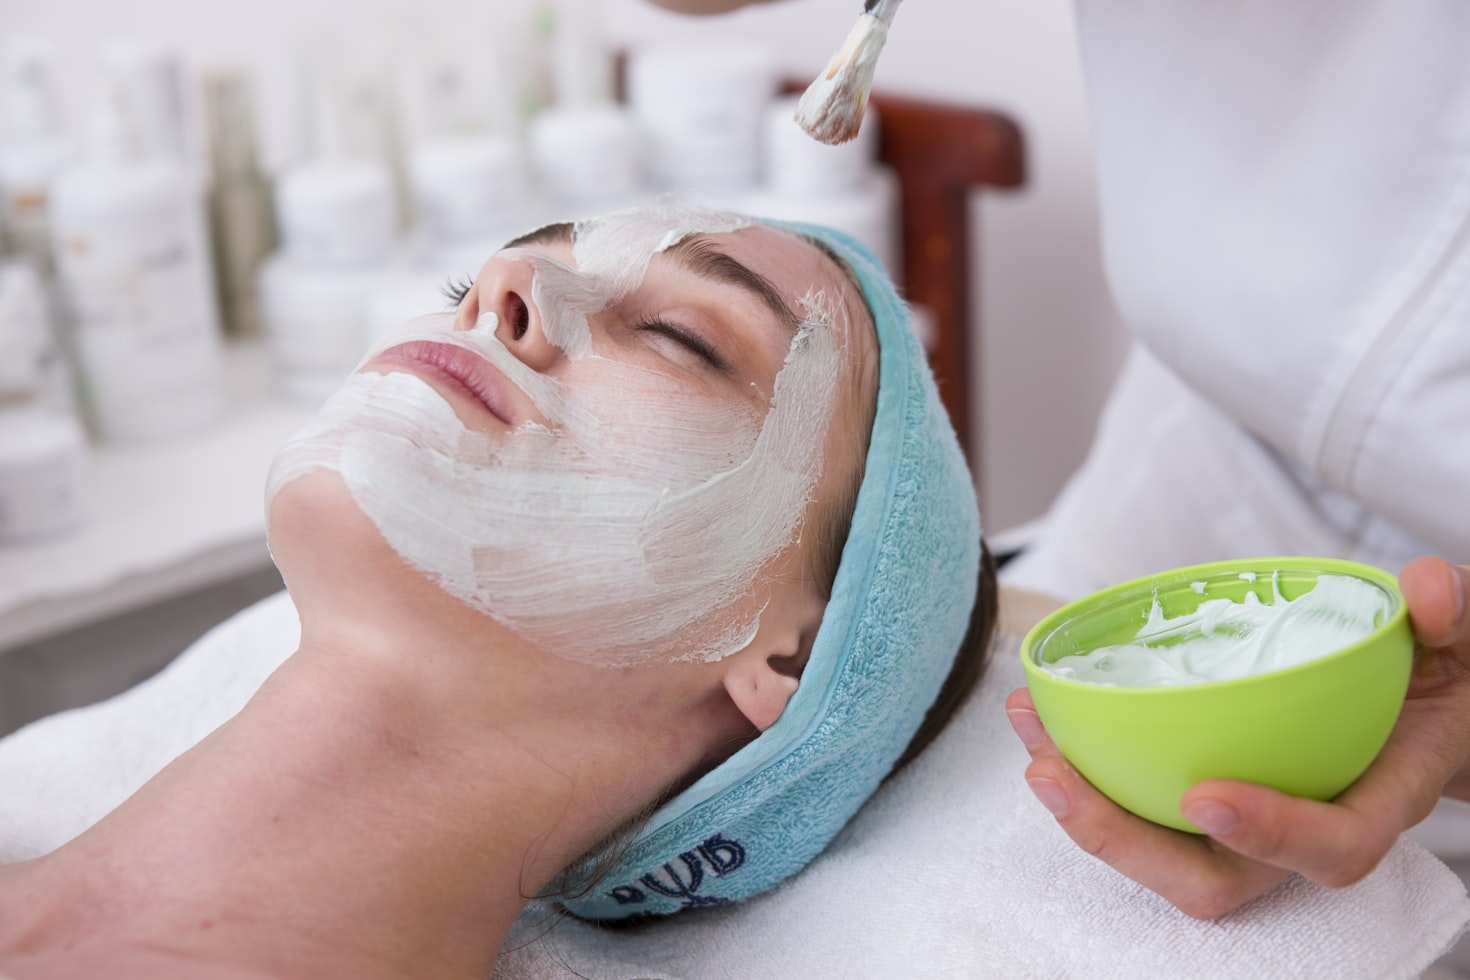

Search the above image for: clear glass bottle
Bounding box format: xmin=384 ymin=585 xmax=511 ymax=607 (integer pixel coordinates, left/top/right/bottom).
xmin=203 ymin=71 xmax=276 ymax=338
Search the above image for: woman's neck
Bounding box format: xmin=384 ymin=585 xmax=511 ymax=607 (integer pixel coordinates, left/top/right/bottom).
xmin=0 ymin=621 xmax=732 ymax=979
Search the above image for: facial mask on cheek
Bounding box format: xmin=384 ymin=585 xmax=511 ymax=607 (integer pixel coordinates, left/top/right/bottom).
xmin=266 ymin=208 xmax=842 ymax=666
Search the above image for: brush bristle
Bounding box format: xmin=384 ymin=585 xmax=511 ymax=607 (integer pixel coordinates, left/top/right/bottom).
xmin=795 ymin=68 xmax=873 ymax=145
xmin=794 ymin=13 xmax=888 ymax=146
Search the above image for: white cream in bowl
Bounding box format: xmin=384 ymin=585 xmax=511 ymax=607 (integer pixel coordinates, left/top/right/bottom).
xmin=1041 ymin=574 xmax=1393 ymax=687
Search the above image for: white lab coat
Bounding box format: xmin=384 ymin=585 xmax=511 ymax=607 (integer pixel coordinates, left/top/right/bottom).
xmin=1005 ymin=0 xmax=1470 ymax=884
xmin=1009 ymin=0 xmax=1470 ymax=598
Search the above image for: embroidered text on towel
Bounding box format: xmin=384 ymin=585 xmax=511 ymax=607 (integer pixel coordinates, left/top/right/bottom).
xmin=608 ymin=834 xmax=747 ymax=908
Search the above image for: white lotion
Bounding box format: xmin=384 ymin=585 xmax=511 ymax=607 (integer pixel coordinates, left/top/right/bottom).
xmin=1042 ymin=574 xmax=1392 ymax=687
xmin=268 ymin=207 xmax=846 ymax=667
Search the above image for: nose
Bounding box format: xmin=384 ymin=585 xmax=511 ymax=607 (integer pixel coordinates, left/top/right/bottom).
xmin=458 ymin=252 xmax=561 ymax=372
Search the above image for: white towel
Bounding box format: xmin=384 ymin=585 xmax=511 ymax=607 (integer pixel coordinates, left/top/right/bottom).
xmin=0 ymin=591 xmax=297 ymax=862
xmin=494 ymin=645 xmax=1469 ymax=979
xmin=1 ymin=593 xmax=1465 ymax=978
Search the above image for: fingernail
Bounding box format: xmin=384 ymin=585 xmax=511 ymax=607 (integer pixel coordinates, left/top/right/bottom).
xmin=1007 ymin=708 xmax=1047 ymax=750
xmin=1182 ymin=799 xmax=1240 ymax=836
xmin=1451 ymin=564 xmax=1468 ymax=627
xmin=1027 ymin=777 xmax=1070 ymax=818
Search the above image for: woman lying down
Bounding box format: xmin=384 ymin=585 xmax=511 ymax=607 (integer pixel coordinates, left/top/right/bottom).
xmin=0 ymin=206 xmax=997 ymax=978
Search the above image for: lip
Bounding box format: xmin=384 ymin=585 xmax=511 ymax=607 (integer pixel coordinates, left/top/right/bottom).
xmin=372 ymin=341 xmax=518 ymax=426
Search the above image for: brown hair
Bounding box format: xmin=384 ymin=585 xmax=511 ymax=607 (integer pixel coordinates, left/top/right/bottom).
xmin=888 ymin=537 xmax=999 ymax=777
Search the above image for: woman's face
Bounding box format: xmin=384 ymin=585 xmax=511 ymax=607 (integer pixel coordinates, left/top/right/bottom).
xmin=268 ymin=207 xmax=871 ymax=668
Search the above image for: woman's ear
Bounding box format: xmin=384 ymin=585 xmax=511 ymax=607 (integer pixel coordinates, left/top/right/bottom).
xmin=720 ymin=589 xmax=824 ymax=731
xmin=723 ymin=567 xmax=829 ymax=728
xmin=722 ymin=656 xmax=800 ymax=732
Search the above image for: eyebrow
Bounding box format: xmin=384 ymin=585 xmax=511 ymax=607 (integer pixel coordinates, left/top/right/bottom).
xmin=501 ymin=221 xmax=575 ymax=250
xmin=662 ymin=235 xmax=803 ymax=335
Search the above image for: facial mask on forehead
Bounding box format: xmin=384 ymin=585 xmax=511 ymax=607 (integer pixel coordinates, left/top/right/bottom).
xmin=529 ymin=207 xmax=753 ymax=359
xmin=267 ymin=207 xmax=845 ymax=667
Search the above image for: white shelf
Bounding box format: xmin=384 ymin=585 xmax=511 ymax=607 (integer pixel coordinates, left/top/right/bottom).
xmin=0 ymin=341 xmax=314 ymax=654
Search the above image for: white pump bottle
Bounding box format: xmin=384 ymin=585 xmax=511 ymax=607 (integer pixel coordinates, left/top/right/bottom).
xmin=50 ymin=49 xmax=224 ymax=443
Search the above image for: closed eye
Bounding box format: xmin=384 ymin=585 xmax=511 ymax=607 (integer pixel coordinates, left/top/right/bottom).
xmin=635 ymin=317 xmax=732 ymax=374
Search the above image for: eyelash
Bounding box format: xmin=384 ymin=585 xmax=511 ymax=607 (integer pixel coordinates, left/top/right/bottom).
xmin=442 ymin=275 xmax=475 ymax=307
xmin=634 ymin=316 xmax=728 ymax=372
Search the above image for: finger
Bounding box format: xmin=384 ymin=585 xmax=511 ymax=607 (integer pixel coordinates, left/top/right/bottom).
xmin=1179 ymin=779 xmax=1402 ymax=889
xmin=1180 ymin=693 xmax=1456 ymax=889
xmin=1024 ymin=752 xmax=1290 ymax=919
xmin=1400 ymin=557 xmax=1469 ymax=649
xmin=1004 ymin=688 xmax=1089 ymax=768
xmin=1004 ymin=687 xmax=1050 ymax=751
xmin=1006 ymin=690 xmax=1290 ymax=917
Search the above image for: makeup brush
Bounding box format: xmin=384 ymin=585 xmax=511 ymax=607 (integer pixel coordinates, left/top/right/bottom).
xmin=794 ymin=0 xmax=903 ymax=145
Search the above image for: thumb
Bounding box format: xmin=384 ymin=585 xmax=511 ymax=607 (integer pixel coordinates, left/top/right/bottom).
xmin=1400 ymin=558 xmax=1468 ymax=650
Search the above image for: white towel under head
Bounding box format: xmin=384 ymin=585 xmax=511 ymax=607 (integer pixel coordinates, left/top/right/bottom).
xmin=0 ymin=593 xmax=1465 ymax=977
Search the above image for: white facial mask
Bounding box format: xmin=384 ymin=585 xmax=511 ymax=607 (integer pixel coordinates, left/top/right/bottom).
xmin=267 ymin=207 xmax=845 ymax=667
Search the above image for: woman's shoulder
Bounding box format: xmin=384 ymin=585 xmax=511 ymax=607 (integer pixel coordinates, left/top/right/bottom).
xmin=0 ymin=590 xmax=299 ymax=861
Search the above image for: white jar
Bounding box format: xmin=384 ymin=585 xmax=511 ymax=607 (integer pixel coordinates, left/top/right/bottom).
xmin=274 ymin=159 xmax=397 ymax=270
xmin=407 ymin=135 xmax=526 ymax=248
xmin=257 ymin=252 xmax=381 ymax=407
xmin=530 ymin=104 xmax=643 ymax=215
xmin=99 ymin=41 xmax=189 ymax=163
xmin=0 ymin=405 xmax=87 ymax=542
xmin=627 ymin=42 xmax=775 ymax=194
xmin=742 ymin=96 xmax=901 ymax=278
xmin=365 ymin=267 xmax=458 ymax=347
xmin=764 ymin=94 xmax=879 ymax=196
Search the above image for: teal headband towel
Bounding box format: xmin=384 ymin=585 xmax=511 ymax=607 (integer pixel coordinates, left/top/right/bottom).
xmin=558 ymin=222 xmax=982 ymax=920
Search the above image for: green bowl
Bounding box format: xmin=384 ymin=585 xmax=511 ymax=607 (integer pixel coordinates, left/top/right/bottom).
xmin=1019 ymin=557 xmax=1413 ymax=833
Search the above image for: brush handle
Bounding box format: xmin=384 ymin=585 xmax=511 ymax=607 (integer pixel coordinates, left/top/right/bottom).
xmin=863 ymin=0 xmax=903 ymax=27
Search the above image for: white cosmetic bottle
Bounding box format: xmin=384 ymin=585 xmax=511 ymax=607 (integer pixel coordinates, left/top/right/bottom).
xmin=0 ymin=261 xmax=87 ymax=542
xmin=742 ymin=95 xmax=901 ymax=278
xmin=627 ymin=41 xmax=776 ymax=207
xmin=273 ymin=158 xmax=397 ymax=269
xmin=355 ymin=39 xmax=524 ymax=358
xmin=261 ymin=55 xmax=400 ymax=407
xmin=274 ymin=51 xmax=400 ymax=268
xmin=258 ymin=257 xmax=388 ymax=406
xmin=0 ymin=39 xmax=69 ymax=277
xmin=260 ymin=156 xmax=396 ymax=405
xmin=528 ymin=10 xmax=643 ymax=220
xmin=407 ymin=134 xmax=526 ymax=254
xmin=399 ymin=36 xmax=529 ymax=270
xmin=98 ymin=41 xmax=191 ymax=164
xmin=50 ymin=53 xmax=224 ymax=444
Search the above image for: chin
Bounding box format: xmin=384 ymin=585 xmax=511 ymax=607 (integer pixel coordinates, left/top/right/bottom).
xmin=266 ymin=468 xmax=506 ymax=643
xmin=267 ymin=470 xmax=397 ymax=599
